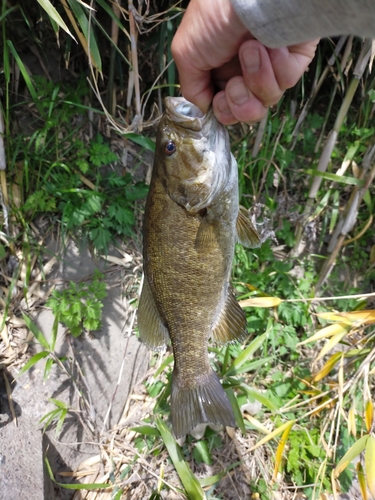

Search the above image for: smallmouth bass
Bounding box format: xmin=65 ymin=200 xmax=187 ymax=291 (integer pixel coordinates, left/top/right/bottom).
xmin=138 ymin=97 xmax=260 ymax=438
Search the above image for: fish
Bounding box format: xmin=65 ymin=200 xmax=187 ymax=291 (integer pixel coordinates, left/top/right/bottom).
xmin=138 ymin=97 xmax=260 ymax=438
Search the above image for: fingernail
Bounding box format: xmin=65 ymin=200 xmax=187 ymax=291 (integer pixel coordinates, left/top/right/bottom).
xmin=216 ymin=94 xmax=232 ymax=115
xmin=228 ymin=82 xmax=250 ymax=106
xmin=242 ymin=47 xmax=261 ymax=73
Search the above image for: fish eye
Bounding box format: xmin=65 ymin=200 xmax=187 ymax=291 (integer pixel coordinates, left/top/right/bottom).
xmin=164 ymin=140 xmax=177 ymax=156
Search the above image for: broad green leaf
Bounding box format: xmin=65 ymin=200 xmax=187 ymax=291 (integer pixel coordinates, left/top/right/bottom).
xmin=66 ymin=0 xmax=102 ymax=72
xmin=154 ymin=355 xmax=174 ymax=377
xmin=44 ymin=358 xmax=54 ymax=380
xmin=50 ymin=399 xmax=68 ymax=410
xmin=50 ymin=315 xmax=59 ymax=352
xmin=226 ymin=357 xmax=274 ymax=377
xmin=18 ymin=351 xmax=49 ymax=375
xmin=193 ymin=440 xmax=212 ymax=465
xmin=131 ymin=425 xmax=160 ymax=436
xmin=45 ymin=456 xmax=110 ymax=490
xmin=155 ymin=417 xmax=204 ymax=500
xmin=365 ymin=436 xmax=375 ymax=497
xmin=7 ymin=42 xmax=43 ymax=115
xmin=37 ymin=0 xmax=74 ymax=38
xmin=239 ymin=383 xmax=278 ymax=412
xmin=225 ymin=332 xmax=268 ymax=376
xmin=356 ymin=462 xmax=368 ymax=500
xmin=123 ymin=133 xmax=156 ymax=152
xmin=22 ymin=313 xmax=50 ymax=349
xmin=334 ymin=435 xmax=369 ymax=477
xmin=225 ymin=387 xmax=246 ymax=434
xmin=306 ymin=169 xmax=364 ymax=186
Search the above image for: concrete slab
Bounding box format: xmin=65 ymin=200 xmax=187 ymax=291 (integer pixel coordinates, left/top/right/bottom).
xmin=0 ymin=241 xmax=148 ymax=499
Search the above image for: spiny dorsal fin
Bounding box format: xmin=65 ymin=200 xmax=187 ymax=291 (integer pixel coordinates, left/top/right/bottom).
xmin=237 ymin=206 xmax=261 ymax=248
xmin=137 ymin=277 xmax=170 ymax=351
xmin=211 ymin=285 xmax=247 ymax=344
xmin=171 ymin=370 xmax=235 ymax=438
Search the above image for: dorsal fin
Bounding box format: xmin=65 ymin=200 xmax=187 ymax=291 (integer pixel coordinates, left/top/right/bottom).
xmin=211 ymin=285 xmax=247 ymax=344
xmin=236 ymin=206 xmax=260 ymax=248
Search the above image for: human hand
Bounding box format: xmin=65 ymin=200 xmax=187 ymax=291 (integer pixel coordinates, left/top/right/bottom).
xmin=171 ymin=0 xmax=319 ymax=125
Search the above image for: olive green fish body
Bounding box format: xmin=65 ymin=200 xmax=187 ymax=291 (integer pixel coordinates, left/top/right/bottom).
xmin=138 ymin=98 xmax=260 ymax=437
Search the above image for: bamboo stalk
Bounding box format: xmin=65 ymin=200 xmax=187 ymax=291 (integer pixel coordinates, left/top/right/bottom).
xmin=292 ymin=39 xmax=372 ymax=257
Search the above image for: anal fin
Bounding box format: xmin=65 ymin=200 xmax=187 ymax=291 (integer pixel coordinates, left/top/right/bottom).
xmin=211 ymin=285 xmax=247 ymax=344
xmin=137 ymin=277 xmax=170 ymax=351
xmin=237 ymin=206 xmax=260 ymax=248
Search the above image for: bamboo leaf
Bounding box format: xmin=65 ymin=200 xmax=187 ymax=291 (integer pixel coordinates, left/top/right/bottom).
xmin=243 ymin=414 xmax=270 ymax=435
xmin=239 ymin=384 xmax=279 ymax=412
xmin=365 ymin=436 xmax=375 ymax=497
xmin=45 ymin=456 xmax=111 ymax=490
xmin=348 ymin=403 xmax=357 ymax=438
xmin=365 ymin=400 xmax=374 ymax=433
xmin=18 ymin=351 xmax=49 ymax=375
xmin=272 ymin=420 xmax=295 ymax=480
xmin=22 ymin=313 xmax=50 ymax=349
xmin=225 ymin=387 xmax=246 ymax=434
xmin=37 ymin=0 xmax=75 ymax=39
xmin=239 ymin=297 xmax=283 ymax=308
xmin=298 ymin=323 xmax=350 ymax=346
xmin=306 ymin=169 xmax=364 ymax=186
xmin=334 ymin=435 xmax=369 ymax=477
xmin=123 ymin=133 xmax=156 ymax=152
xmin=155 ymin=417 xmax=204 ymax=500
xmin=356 ymin=462 xmax=368 ymax=500
xmin=316 ymin=310 xmax=375 ymax=325
xmin=131 ymin=425 xmax=160 ymax=436
xmin=312 ymin=352 xmax=342 ymax=382
xmin=315 ymin=329 xmax=349 ymax=362
xmin=225 ymin=332 xmax=267 ymax=376
xmin=249 ymin=420 xmax=296 ymax=452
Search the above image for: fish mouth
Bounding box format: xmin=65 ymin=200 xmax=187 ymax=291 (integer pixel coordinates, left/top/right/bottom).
xmin=164 ymin=97 xmax=216 ymax=134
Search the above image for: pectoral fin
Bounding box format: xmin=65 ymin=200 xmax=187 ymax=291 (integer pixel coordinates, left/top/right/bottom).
xmin=138 ymin=277 xmax=170 ymax=351
xmin=195 ymin=218 xmax=219 ymax=250
xmin=236 ymin=206 xmax=260 ymax=248
xmin=211 ymin=285 xmax=247 ymax=344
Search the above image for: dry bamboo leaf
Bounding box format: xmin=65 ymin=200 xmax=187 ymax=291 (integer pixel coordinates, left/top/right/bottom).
xmin=356 ymin=462 xmax=368 ymax=500
xmin=243 ymin=414 xmax=270 ymax=435
xmin=316 ymin=330 xmax=349 ymax=362
xmin=272 ymin=420 xmax=294 ymax=481
xmin=316 ymin=310 xmax=375 ymax=325
xmin=248 ymin=420 xmax=296 ymax=452
xmin=298 ymin=323 xmax=350 ymax=346
xmin=239 ymin=296 xmax=283 ymax=308
xmin=312 ymin=352 xmax=342 ymax=382
xmin=365 ymin=400 xmax=374 ymax=433
xmin=365 ymin=436 xmax=375 ymax=497
xmin=0 ymin=317 xmax=10 ymax=348
xmin=348 ymin=404 xmax=357 ymax=438
xmin=100 ymin=254 xmax=132 ymax=266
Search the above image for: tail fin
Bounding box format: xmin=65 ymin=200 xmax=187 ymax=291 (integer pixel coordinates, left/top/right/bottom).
xmin=170 ymin=370 xmax=235 ymax=438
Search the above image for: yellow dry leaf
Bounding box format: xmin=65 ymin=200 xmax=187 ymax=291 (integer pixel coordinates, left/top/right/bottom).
xmin=365 ymin=400 xmax=374 ymax=433
xmin=356 ymin=462 xmax=368 ymax=500
xmin=298 ymin=323 xmax=350 ymax=347
xmin=348 ymin=404 xmax=357 ymax=438
xmin=365 ymin=436 xmax=375 ymax=498
xmin=243 ymin=414 xmax=270 ymax=435
xmin=272 ymin=420 xmax=295 ymax=481
xmin=316 ymin=330 xmax=349 ymax=362
xmin=248 ymin=420 xmax=296 ymax=452
xmin=312 ymin=352 xmax=342 ymax=382
xmin=316 ymin=310 xmax=375 ymax=325
xmin=239 ymin=297 xmax=283 ymax=308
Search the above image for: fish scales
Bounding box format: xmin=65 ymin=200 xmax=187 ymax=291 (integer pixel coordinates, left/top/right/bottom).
xmin=138 ymin=97 xmax=260 ymax=437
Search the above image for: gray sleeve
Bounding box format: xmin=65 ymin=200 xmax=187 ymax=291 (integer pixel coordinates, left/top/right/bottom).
xmin=230 ymin=0 xmax=375 ymax=47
